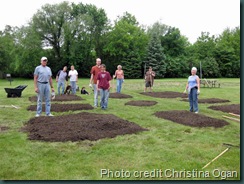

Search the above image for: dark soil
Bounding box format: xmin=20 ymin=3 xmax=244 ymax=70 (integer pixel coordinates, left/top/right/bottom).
xmin=27 ymin=103 xmax=93 ymax=112
xmin=109 ymin=93 xmax=133 ymax=99
xmin=208 ymin=104 xmax=240 ymax=115
xmin=141 ymin=91 xmax=187 ymax=98
xmin=22 ymin=112 xmax=148 ymax=142
xmin=125 ymin=100 xmax=158 ymax=106
xmin=0 ymin=126 xmax=9 ymax=133
xmin=29 ymin=94 xmax=84 ymax=102
xmin=154 ymin=110 xmax=229 ymax=128
xmin=181 ymin=98 xmax=230 ymax=104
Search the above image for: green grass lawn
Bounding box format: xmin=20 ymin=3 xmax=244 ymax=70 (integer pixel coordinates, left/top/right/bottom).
xmin=0 ymin=78 xmax=240 ymax=180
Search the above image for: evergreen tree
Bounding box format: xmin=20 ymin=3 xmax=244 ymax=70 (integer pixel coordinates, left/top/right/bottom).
xmin=146 ymin=33 xmax=166 ymax=78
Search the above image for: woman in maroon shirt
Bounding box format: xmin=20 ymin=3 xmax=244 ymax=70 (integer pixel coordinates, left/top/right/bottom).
xmin=97 ymin=64 xmax=112 ymax=110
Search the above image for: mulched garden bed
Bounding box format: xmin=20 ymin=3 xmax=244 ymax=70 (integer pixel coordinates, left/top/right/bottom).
xmin=22 ymin=112 xmax=148 ymax=142
xmin=29 ymin=94 xmax=84 ymax=102
xmin=208 ymin=104 xmax=240 ymax=115
xmin=181 ymin=98 xmax=230 ymax=104
xmin=109 ymin=93 xmax=133 ymax=99
xmin=154 ymin=110 xmax=229 ymax=128
xmin=27 ymin=103 xmax=93 ymax=112
xmin=140 ymin=91 xmax=187 ymax=98
xmin=0 ymin=126 xmax=9 ymax=133
xmin=125 ymin=100 xmax=158 ymax=106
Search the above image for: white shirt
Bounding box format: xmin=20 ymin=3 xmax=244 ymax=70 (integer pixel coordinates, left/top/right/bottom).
xmin=68 ymin=70 xmax=78 ymax=81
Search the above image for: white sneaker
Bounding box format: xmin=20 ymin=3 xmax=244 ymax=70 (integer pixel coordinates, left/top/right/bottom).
xmin=47 ymin=113 xmax=54 ymax=116
xmin=35 ymin=114 xmax=40 ymax=117
xmin=195 ymin=111 xmax=199 ymax=114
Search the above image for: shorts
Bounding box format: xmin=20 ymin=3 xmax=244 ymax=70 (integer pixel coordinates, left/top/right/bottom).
xmin=145 ymin=81 xmax=152 ymax=87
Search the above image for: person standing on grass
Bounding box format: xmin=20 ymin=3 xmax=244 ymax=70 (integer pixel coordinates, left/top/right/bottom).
xmin=144 ymin=66 xmax=156 ymax=92
xmin=34 ymin=57 xmax=54 ymax=117
xmin=56 ymin=66 xmax=68 ymax=95
xmin=184 ymin=67 xmax=200 ymax=113
xmin=68 ymin=65 xmax=78 ymax=95
xmin=113 ymin=65 xmax=124 ymax=93
xmin=97 ymin=64 xmax=112 ymax=110
xmin=89 ymin=58 xmax=102 ymax=107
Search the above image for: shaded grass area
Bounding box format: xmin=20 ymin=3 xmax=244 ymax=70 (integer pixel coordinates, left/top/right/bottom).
xmin=0 ymin=78 xmax=240 ymax=180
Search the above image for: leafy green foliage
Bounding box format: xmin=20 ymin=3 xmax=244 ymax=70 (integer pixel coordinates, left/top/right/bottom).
xmin=103 ymin=12 xmax=148 ymax=78
xmin=0 ymin=2 xmax=240 ymax=79
xmin=146 ymin=32 xmax=166 ymax=78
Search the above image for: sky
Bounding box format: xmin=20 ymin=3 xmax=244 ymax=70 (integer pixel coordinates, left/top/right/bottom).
xmin=0 ymin=0 xmax=240 ymax=43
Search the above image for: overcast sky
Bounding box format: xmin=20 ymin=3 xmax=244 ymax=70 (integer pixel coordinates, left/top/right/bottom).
xmin=0 ymin=0 xmax=240 ymax=43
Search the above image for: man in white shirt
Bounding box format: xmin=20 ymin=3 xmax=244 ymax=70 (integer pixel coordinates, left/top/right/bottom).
xmin=68 ymin=65 xmax=78 ymax=95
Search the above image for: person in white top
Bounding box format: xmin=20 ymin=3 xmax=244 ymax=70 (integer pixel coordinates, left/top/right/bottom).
xmin=68 ymin=65 xmax=78 ymax=94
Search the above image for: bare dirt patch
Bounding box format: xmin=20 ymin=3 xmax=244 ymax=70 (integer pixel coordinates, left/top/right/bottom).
xmin=208 ymin=104 xmax=240 ymax=115
xmin=109 ymin=93 xmax=133 ymax=99
xmin=141 ymin=91 xmax=187 ymax=98
xmin=181 ymin=98 xmax=230 ymax=104
xmin=27 ymin=103 xmax=93 ymax=112
xmin=0 ymin=126 xmax=9 ymax=133
xmin=125 ymin=100 xmax=158 ymax=106
xmin=22 ymin=112 xmax=148 ymax=142
xmin=29 ymin=95 xmax=84 ymax=102
xmin=154 ymin=110 xmax=229 ymax=128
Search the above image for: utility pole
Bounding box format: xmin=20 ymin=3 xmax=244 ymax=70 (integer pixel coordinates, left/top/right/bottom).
xmin=200 ymin=61 xmax=202 ymax=79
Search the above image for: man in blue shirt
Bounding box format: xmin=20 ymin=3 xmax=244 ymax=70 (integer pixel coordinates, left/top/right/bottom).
xmin=34 ymin=57 xmax=55 ymax=117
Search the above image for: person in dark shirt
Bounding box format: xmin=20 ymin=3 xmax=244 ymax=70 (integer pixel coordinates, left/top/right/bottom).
xmin=81 ymin=87 xmax=89 ymax=95
xmin=97 ymin=64 xmax=112 ymax=110
xmin=56 ymin=66 xmax=68 ymax=95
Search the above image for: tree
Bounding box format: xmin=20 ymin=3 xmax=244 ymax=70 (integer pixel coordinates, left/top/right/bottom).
xmin=201 ymin=57 xmax=220 ymax=78
xmin=0 ymin=26 xmax=18 ymax=76
xmin=146 ymin=32 xmax=166 ymax=78
xmin=31 ymin=2 xmax=72 ymax=65
xmin=193 ymin=32 xmax=217 ymax=60
xmin=103 ymin=12 xmax=148 ymax=78
xmin=160 ymin=26 xmax=190 ymax=77
xmin=214 ymin=27 xmax=240 ymax=77
xmin=13 ymin=26 xmax=46 ymax=77
xmin=161 ymin=27 xmax=189 ymax=57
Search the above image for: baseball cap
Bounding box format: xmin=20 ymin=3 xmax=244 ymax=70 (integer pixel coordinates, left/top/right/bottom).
xmin=41 ymin=57 xmax=48 ymax=61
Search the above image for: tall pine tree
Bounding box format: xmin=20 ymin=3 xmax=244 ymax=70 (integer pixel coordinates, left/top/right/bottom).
xmin=146 ymin=33 xmax=166 ymax=78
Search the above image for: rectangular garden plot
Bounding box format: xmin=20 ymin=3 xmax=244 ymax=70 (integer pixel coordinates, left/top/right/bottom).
xmin=154 ymin=110 xmax=229 ymax=128
xmin=141 ymin=91 xmax=187 ymax=98
xmin=208 ymin=104 xmax=240 ymax=115
xmin=27 ymin=103 xmax=93 ymax=112
xmin=29 ymin=95 xmax=84 ymax=102
xmin=22 ymin=112 xmax=148 ymax=142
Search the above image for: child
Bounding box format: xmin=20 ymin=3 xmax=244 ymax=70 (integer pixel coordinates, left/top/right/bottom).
xmin=97 ymin=64 xmax=112 ymax=110
xmin=81 ymin=87 xmax=89 ymax=95
xmin=64 ymin=85 xmax=72 ymax=95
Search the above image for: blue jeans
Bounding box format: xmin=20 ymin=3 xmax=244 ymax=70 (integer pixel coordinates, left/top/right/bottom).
xmin=93 ymin=84 xmax=99 ymax=107
xmin=37 ymin=83 xmax=51 ymax=115
xmin=100 ymin=89 xmax=109 ymax=109
xmin=57 ymin=81 xmax=65 ymax=95
xmin=116 ymin=79 xmax=123 ymax=93
xmin=188 ymin=87 xmax=198 ymax=112
xmin=70 ymin=81 xmax=76 ymax=94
